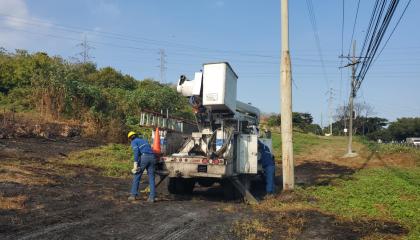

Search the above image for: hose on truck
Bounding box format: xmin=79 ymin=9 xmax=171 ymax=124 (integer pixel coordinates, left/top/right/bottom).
xmin=212 ymin=127 xmax=234 ymax=158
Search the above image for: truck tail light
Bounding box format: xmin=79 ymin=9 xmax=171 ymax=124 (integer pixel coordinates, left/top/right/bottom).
xmin=202 ymin=159 xmax=224 ymax=165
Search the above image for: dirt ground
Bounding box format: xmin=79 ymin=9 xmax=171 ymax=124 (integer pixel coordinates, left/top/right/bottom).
xmin=0 ymin=138 xmax=248 ymax=240
xmin=0 ymin=137 xmax=411 ymax=239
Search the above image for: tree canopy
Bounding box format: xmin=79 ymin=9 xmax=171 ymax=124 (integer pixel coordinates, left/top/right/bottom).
xmin=0 ymin=49 xmax=193 ymax=140
xmin=266 ymin=112 xmax=322 ymax=135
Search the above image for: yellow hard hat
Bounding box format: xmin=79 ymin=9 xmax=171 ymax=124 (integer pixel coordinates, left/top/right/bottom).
xmin=127 ymin=131 xmax=136 ymax=139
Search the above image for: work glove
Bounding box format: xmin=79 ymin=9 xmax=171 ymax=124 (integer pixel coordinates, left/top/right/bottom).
xmin=131 ymin=162 xmax=139 ymax=174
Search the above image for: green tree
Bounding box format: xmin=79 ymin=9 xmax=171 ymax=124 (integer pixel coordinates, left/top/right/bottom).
xmin=87 ymin=67 xmax=137 ymax=90
xmin=388 ymin=118 xmax=420 ymax=141
xmin=267 ymin=115 xmax=281 ymax=127
xmin=0 ymin=49 xmax=194 ymax=140
xmin=292 ymin=112 xmax=313 ymax=130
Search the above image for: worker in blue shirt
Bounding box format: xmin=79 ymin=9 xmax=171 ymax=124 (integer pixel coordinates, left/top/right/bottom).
xmin=258 ymin=141 xmax=276 ymax=194
xmin=127 ymin=131 xmax=156 ymax=202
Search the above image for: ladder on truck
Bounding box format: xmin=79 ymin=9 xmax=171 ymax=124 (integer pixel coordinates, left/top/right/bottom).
xmin=139 ymin=110 xmax=197 ymax=134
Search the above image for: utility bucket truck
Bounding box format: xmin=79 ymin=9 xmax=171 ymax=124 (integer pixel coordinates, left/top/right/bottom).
xmin=159 ymin=62 xmax=272 ymax=202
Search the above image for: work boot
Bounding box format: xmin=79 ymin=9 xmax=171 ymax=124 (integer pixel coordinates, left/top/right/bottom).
xmin=128 ymin=195 xmax=139 ymax=201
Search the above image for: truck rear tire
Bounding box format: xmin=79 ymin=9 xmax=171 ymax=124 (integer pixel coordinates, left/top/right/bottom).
xmin=168 ymin=178 xmax=195 ymax=194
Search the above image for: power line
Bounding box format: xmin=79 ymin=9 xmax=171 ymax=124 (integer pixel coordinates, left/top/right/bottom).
xmin=357 ymin=0 xmax=382 ymax=64
xmin=339 ymin=0 xmax=411 ymax=98
xmin=0 ymin=13 xmax=281 ymax=60
xmin=341 ymin=0 xmax=345 ymax=57
xmin=348 ymin=0 xmax=361 ymax=55
xmin=340 ymin=0 xmax=345 ymax=104
xmin=7 ymin=23 xmax=419 ymax=70
xmin=355 ymin=0 xmax=403 ymax=92
xmin=373 ymin=0 xmax=412 ymax=64
xmin=305 ymin=0 xmax=330 ymax=88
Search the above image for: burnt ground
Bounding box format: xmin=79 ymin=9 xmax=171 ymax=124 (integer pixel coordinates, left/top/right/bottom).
xmin=0 ymin=138 xmax=409 ymax=239
xmin=0 ymin=138 xmax=248 ymax=240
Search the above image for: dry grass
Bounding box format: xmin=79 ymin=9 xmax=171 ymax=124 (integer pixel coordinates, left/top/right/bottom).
xmin=232 ymin=219 xmax=273 ymax=240
xmin=0 ymin=164 xmax=57 ymax=185
xmin=295 ymin=136 xmax=417 ymax=169
xmin=0 ymin=194 xmax=27 ymax=210
xmin=361 ymin=233 xmax=403 ymax=240
xmin=230 ymin=191 xmax=314 ymax=240
xmin=1 ymin=111 xmax=81 ymax=125
xmin=218 ymin=204 xmax=237 ymax=213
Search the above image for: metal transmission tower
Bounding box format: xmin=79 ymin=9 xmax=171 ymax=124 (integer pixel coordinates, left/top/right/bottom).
xmin=326 ymin=88 xmax=335 ymax=136
xmin=77 ymin=35 xmax=94 ymax=63
xmin=158 ymin=49 xmax=167 ymax=83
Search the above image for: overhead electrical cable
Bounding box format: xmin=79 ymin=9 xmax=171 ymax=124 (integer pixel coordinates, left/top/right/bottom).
xmin=373 ymin=0 xmax=412 ymax=63
xmin=355 ymin=0 xmax=400 ymax=91
xmin=0 ymin=13 xmax=281 ymax=59
xmin=305 ymin=0 xmax=330 ymax=88
xmin=348 ymin=0 xmax=361 ymax=55
xmin=348 ymin=0 xmax=412 ymax=96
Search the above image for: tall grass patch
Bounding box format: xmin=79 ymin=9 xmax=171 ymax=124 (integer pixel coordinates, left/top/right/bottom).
xmin=65 ymin=144 xmax=132 ymax=177
xmin=271 ymin=131 xmax=322 ymax=159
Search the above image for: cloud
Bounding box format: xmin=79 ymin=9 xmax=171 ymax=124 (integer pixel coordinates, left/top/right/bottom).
xmin=0 ymin=0 xmax=30 ymax=29
xmin=0 ymin=0 xmax=54 ymax=50
xmin=0 ymin=0 xmax=34 ymax=48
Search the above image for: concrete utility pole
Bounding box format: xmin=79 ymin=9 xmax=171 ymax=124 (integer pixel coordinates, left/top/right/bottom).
xmin=280 ymin=0 xmax=294 ymax=190
xmin=346 ymin=40 xmax=357 ymax=157
xmin=340 ymin=40 xmax=360 ymax=157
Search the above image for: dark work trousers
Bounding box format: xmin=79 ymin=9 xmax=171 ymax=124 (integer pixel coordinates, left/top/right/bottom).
xmin=130 ymin=154 xmax=156 ymax=199
xmin=264 ymin=165 xmax=275 ymax=194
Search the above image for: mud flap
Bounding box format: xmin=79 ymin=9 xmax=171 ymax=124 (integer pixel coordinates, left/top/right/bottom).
xmin=155 ymin=171 xmax=170 ymax=195
xmin=155 ymin=174 xmax=168 ymax=188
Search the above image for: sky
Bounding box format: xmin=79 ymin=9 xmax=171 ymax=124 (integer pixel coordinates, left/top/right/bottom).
xmin=0 ymin=0 xmax=419 ymax=126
